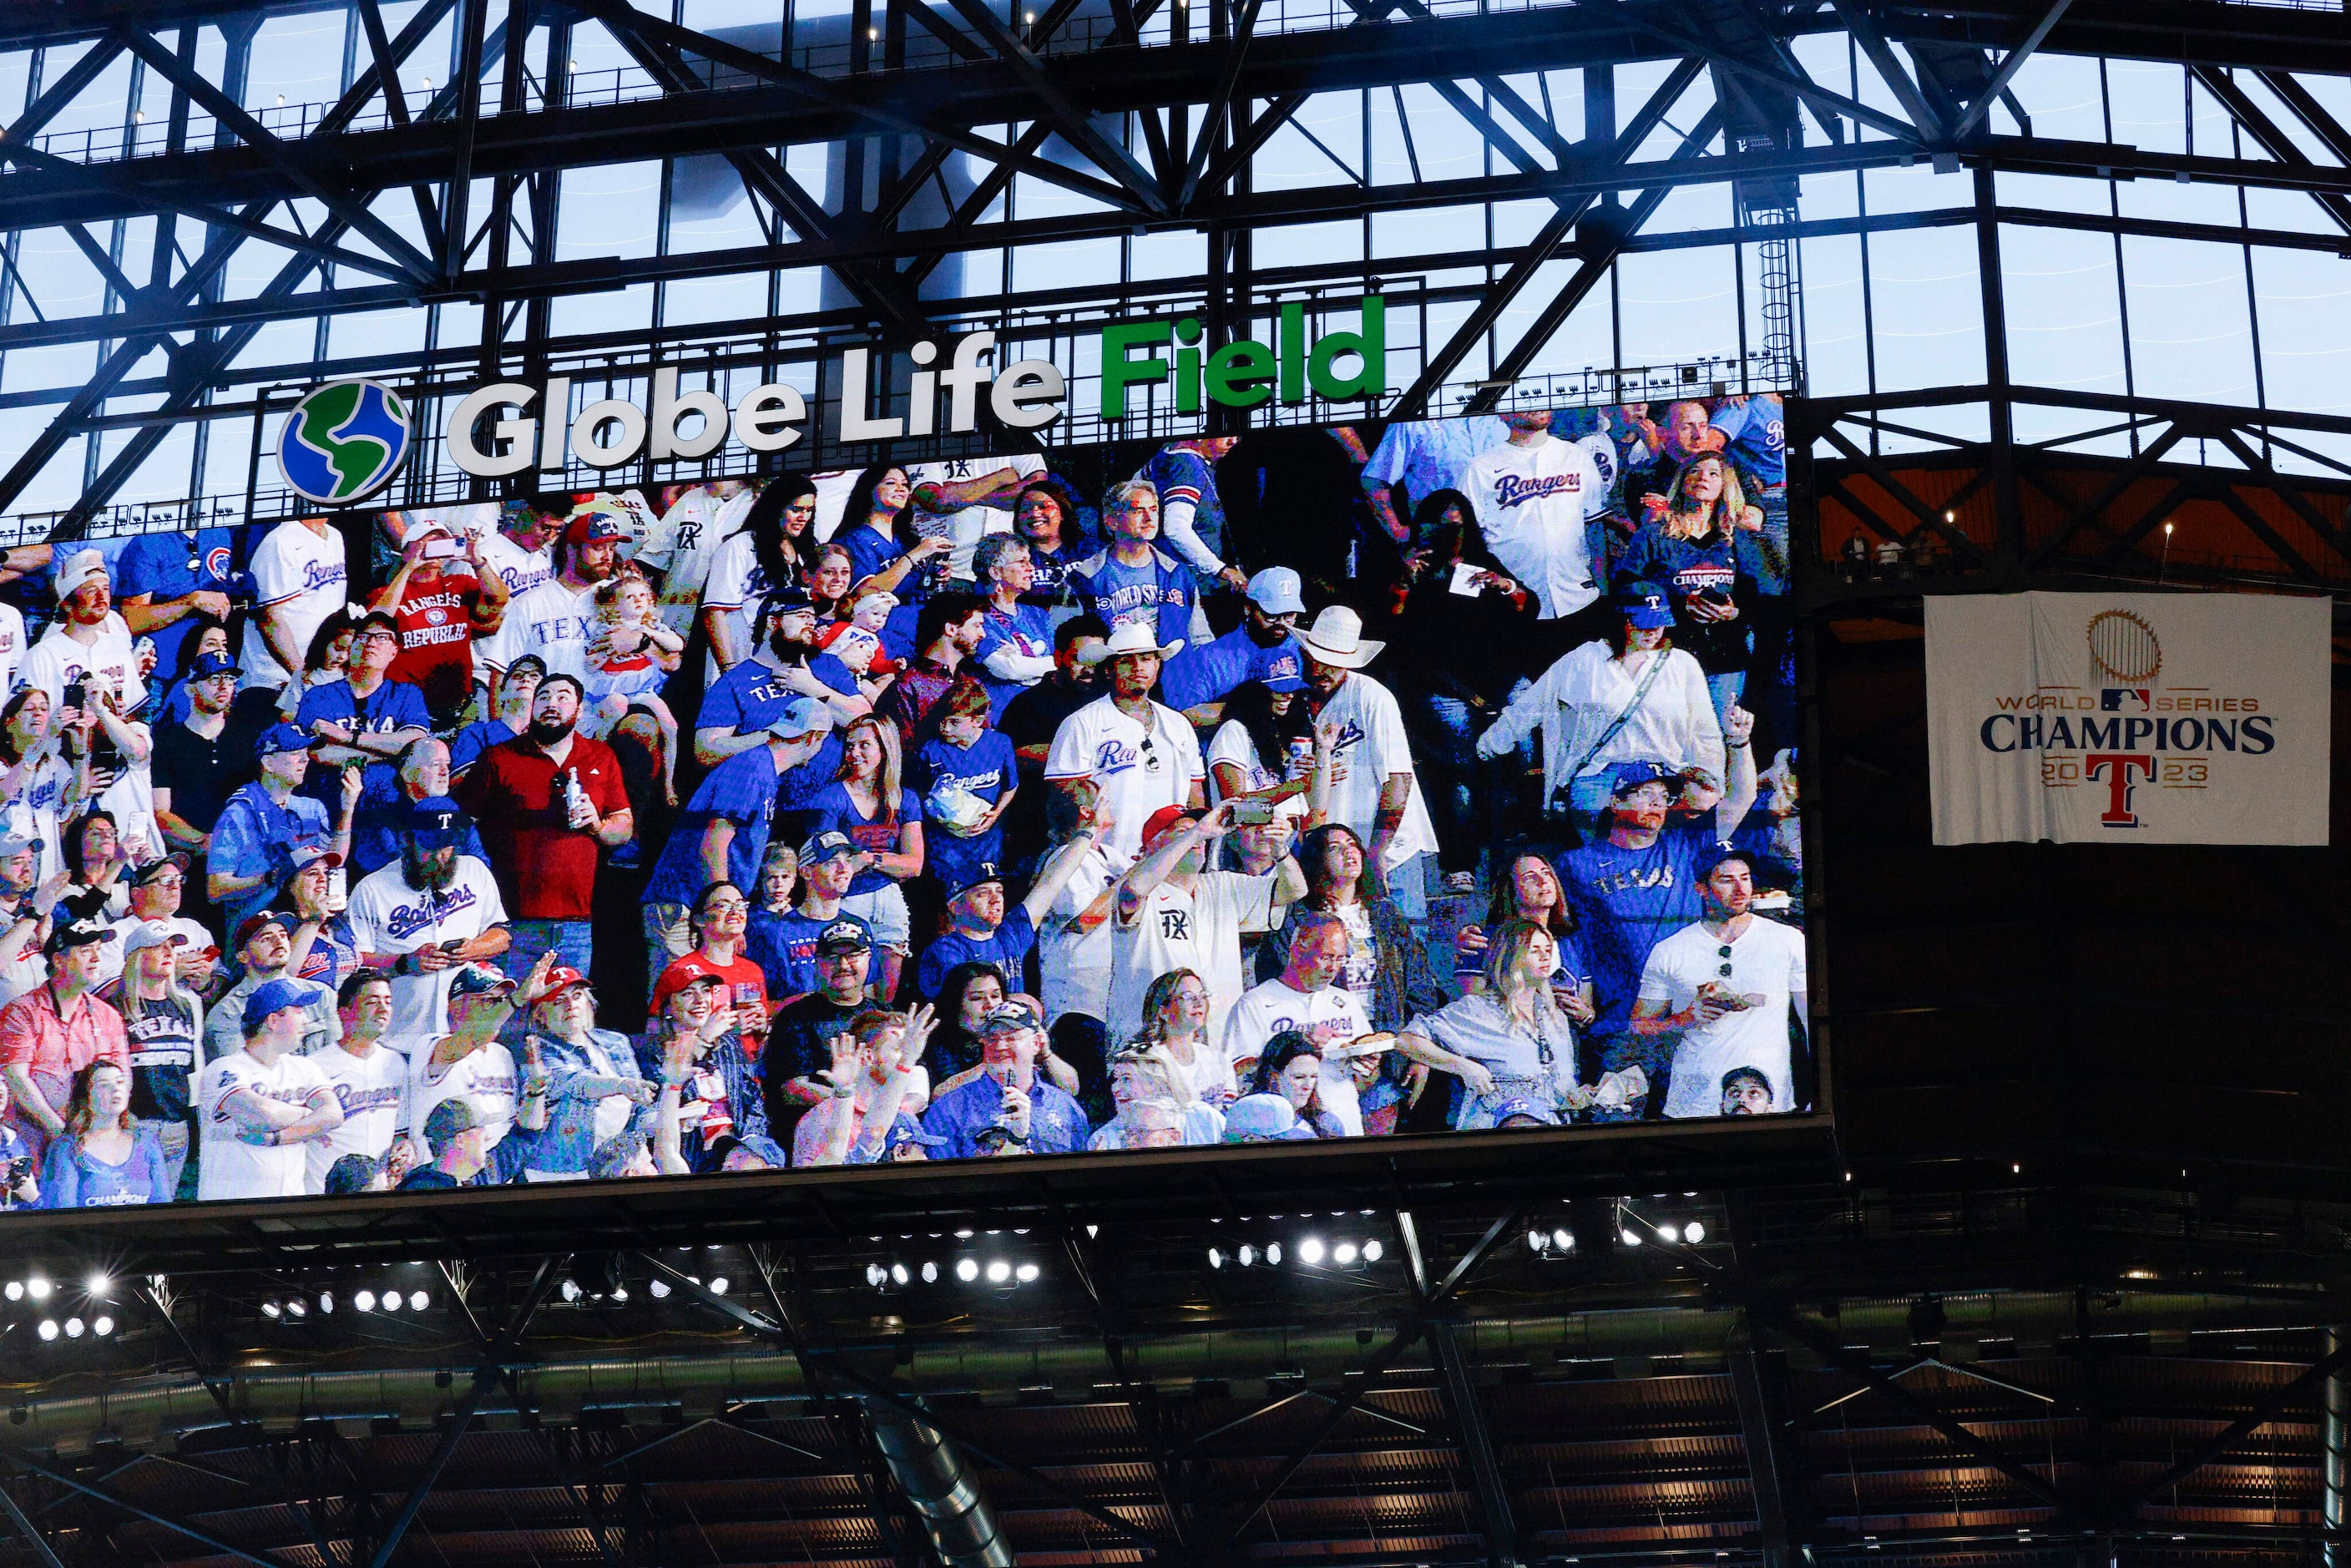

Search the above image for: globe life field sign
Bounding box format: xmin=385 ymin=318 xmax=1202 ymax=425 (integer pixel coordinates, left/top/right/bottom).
xmin=278 ymin=379 xmax=414 ymax=505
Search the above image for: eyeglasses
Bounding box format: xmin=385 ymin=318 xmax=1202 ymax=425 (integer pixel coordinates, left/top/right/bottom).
xmin=356 ymin=629 xmax=399 ymax=645
xmin=1717 ymin=943 xmax=1734 ymax=979
xmin=702 ymin=898 xmax=749 ymax=914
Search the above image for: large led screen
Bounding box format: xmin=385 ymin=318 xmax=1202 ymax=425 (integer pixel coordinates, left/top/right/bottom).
xmin=0 ymin=397 xmax=1803 ymax=1214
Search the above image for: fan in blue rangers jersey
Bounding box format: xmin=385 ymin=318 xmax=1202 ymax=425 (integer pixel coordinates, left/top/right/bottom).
xmin=1160 ymin=566 xmax=1307 ymax=714
xmin=916 ymin=678 xmax=1018 ymax=903
xmin=1555 ymin=714 xmax=1755 ymax=1112
xmin=1064 ymin=480 xmax=1205 ymax=652
xmin=646 ymin=697 xmax=839 ymax=914
xmin=747 ymin=832 xmax=872 ymax=1001
xmin=693 ymin=589 xmax=863 ymax=771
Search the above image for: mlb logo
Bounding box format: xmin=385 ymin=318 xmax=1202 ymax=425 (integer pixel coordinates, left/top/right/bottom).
xmin=2100 ymin=688 xmax=2150 ymax=712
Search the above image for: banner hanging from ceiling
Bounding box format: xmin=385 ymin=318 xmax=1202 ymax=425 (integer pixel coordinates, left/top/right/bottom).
xmin=1924 ymin=591 xmax=2332 ymax=845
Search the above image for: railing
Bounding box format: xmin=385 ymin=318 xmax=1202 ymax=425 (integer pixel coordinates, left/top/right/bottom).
xmin=18 ymin=0 xmax=1590 ymax=169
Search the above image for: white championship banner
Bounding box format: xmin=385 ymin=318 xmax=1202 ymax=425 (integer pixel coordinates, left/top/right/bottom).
xmin=1924 ymin=590 xmax=2332 ymax=845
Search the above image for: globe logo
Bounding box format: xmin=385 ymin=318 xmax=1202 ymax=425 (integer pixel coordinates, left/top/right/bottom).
xmin=278 ymin=380 xmax=411 ymax=505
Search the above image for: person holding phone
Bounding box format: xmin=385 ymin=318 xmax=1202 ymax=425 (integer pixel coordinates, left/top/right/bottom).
xmin=1104 ymin=800 xmax=1304 ymax=1052
xmin=372 ymin=523 xmax=511 ymax=731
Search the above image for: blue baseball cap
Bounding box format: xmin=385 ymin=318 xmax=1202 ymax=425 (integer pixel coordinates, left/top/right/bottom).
xmin=1490 ymin=1097 xmax=1561 ymax=1127
xmin=405 ymin=796 xmax=472 ymax=837
xmin=242 ymin=976 xmax=321 ymax=1034
xmin=882 ymin=1117 xmax=947 ymax=1154
xmin=189 ymin=651 xmax=237 ymax=680
xmin=447 ymin=964 xmax=516 ymax=1001
xmin=1246 ymin=566 xmax=1306 ymax=616
xmin=1616 ymin=588 xmax=1676 ymax=630
xmin=255 ymin=721 xmax=311 ymax=760
xmin=1605 ymin=759 xmax=1681 ymax=799
xmin=801 ymin=829 xmax=857 ymax=865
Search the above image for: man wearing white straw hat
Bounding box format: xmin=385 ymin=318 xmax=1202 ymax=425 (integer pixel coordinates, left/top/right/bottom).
xmin=1044 ymin=621 xmax=1204 ymax=871
xmin=1295 ymin=606 xmax=1439 ymax=918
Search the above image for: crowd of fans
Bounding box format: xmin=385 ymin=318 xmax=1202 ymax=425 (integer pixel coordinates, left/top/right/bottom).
xmin=0 ymin=396 xmax=1808 ymax=1207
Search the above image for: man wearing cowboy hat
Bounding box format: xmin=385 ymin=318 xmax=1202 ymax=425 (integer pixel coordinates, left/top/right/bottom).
xmin=1294 ymin=605 xmax=1440 ymax=918
xmin=1044 ymin=620 xmax=1205 ymax=869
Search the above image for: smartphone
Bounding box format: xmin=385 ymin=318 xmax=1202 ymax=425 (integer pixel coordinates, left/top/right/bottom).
xmin=59 ymin=680 xmax=84 ymax=713
xmin=440 ymin=938 xmax=467 ymax=953
xmin=1231 ymin=798 xmax=1274 ymax=827
xmin=421 ymin=534 xmax=462 ymax=563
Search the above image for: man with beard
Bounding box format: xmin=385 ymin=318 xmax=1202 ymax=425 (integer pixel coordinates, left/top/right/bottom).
xmin=456 ymin=675 xmax=632 ymax=979
xmin=347 ymin=798 xmax=513 ymax=1055
xmin=481 ymin=503 xmax=626 ymax=687
xmin=1632 ymin=847 xmax=1805 ymax=1119
xmin=696 ymin=589 xmax=864 ymax=768
xmin=1158 ymin=566 xmax=1307 ymax=717
xmin=1044 ymin=621 xmax=1204 ymax=873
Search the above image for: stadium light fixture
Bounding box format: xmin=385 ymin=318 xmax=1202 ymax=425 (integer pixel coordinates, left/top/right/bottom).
xmin=34 ymin=1320 xmax=55 ymax=1342
xmin=353 ymin=1291 xmax=377 ymax=1313
xmin=92 ymin=1316 xmax=113 ymax=1338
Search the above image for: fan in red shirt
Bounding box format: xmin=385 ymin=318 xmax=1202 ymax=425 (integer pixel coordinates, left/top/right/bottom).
xmin=652 ymin=880 xmax=771 ymax=1064
xmin=371 ymin=524 xmax=510 ymax=729
xmin=454 ymin=675 xmax=632 ymax=984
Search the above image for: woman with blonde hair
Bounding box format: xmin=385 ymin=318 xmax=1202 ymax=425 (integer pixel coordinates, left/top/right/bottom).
xmin=1615 ymin=451 xmax=1782 ymax=727
xmin=1399 ymin=918 xmax=1642 ymax=1129
xmin=808 ymin=714 xmax=924 ymax=999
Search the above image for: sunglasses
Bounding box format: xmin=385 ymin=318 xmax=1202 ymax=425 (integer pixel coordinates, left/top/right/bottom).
xmin=1717 ymin=943 xmax=1734 ymax=979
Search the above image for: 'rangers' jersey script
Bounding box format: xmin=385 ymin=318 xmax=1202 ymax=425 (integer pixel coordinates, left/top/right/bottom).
xmin=1463 ymin=434 xmax=1606 ymax=620
xmin=346 ymin=857 xmax=509 ymax=1047
xmin=195 ymin=1049 xmax=331 ymax=1201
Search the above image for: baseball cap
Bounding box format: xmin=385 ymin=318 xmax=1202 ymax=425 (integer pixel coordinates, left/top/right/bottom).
xmin=447 ymin=964 xmax=516 ymax=1002
xmin=119 ymin=920 xmax=189 ymax=959
xmin=1489 ymin=1096 xmax=1561 ymax=1128
xmin=405 ymin=796 xmax=472 ymax=838
xmin=766 ymin=695 xmax=833 ymax=741
xmin=53 ymin=549 xmax=107 ymax=604
xmin=708 ymin=1131 xmax=791 ymax=1171
xmin=815 ymin=918 xmax=872 ymax=956
xmin=882 ymin=1117 xmax=947 ymax=1154
xmin=761 ymin=584 xmax=816 ymax=616
xmin=943 ymin=862 xmax=1005 ymax=904
xmin=1141 ymin=804 xmax=1203 ymax=849
xmin=233 ymin=911 xmax=291 ymax=950
xmin=650 ymin=957 xmax=729 ymax=1012
xmin=189 ymin=650 xmax=238 ymax=681
xmin=1245 ymin=565 xmax=1306 ymax=616
xmin=801 ymin=829 xmax=857 ymax=865
xmin=562 ymin=503 xmax=631 ymax=545
xmin=255 ymin=721 xmax=311 ymax=760
xmin=1615 ymin=587 xmax=1676 ymax=630
xmin=241 ymin=975 xmax=321 ymax=1034
xmin=422 ymin=1096 xmax=483 ymax=1149
xmin=43 ymin=918 xmax=114 ymax=958
xmin=1695 ymin=843 xmax=1757 ymax=884
xmin=0 ymin=831 xmax=43 ymax=862
xmin=1606 ymin=758 xmax=1681 ymax=799
xmin=537 ymin=964 xmax=592 ymax=998
xmin=1222 ymin=1093 xmax=1316 ymax=1142
xmin=132 ymin=852 xmax=191 ymax=885
xmin=503 ymin=652 xmax=549 ymax=682
xmin=286 ymin=842 xmax=342 ymax=873
xmin=978 ymin=1004 xmax=1036 ymax=1036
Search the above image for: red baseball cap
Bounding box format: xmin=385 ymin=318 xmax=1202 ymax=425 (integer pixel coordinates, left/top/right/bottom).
xmin=1141 ymin=805 xmax=1202 ymax=849
xmin=650 ymin=955 xmax=726 ymax=1013
xmin=538 ymin=965 xmax=592 ymax=998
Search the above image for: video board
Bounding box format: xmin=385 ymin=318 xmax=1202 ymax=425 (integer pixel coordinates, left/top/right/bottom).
xmin=0 ymin=394 xmax=1807 ymax=1218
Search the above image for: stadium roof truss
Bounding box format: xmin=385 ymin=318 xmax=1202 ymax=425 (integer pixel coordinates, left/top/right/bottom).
xmin=0 ymin=0 xmax=2349 ymax=564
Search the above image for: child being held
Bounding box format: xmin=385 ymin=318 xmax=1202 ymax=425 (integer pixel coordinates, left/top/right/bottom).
xmin=916 ymin=675 xmax=1018 ymax=900
xmin=584 ymin=569 xmax=685 ymax=803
